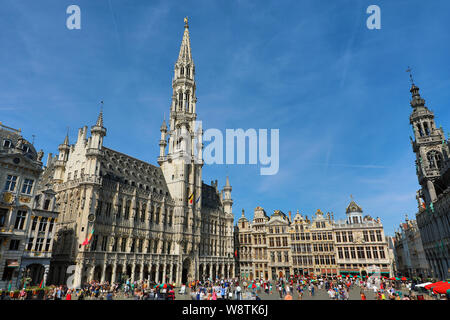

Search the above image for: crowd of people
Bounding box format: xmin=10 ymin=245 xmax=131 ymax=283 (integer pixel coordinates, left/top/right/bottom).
xmin=1 ymin=275 xmax=448 ymax=300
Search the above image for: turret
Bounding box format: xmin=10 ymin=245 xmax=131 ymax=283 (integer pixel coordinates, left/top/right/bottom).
xmin=222 ymin=176 xmax=233 ymax=215
xmin=158 ymin=119 xmax=168 ymax=164
xmin=89 ymin=109 xmax=107 ymax=150
xmin=53 ymin=134 xmax=70 ymax=182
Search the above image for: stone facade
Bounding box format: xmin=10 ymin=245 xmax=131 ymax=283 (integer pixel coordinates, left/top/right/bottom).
xmin=408 ymin=82 xmax=450 ymax=280
xmin=394 ymin=215 xmax=431 ymax=278
xmin=0 ymin=122 xmax=44 ymax=290
xmin=47 ymin=19 xmax=235 ymax=288
xmin=19 ymin=165 xmax=59 ymax=289
xmin=235 ymin=200 xmax=392 ymax=280
xmin=334 ymin=201 xmax=391 ymax=277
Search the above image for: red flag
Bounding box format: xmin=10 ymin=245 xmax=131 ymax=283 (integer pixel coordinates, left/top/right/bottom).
xmin=39 ymin=279 xmax=44 ymax=288
xmin=234 ymin=249 xmax=238 ymax=257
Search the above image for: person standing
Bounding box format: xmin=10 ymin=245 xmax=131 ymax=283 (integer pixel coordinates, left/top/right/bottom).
xmin=236 ymin=284 xmax=241 ymax=300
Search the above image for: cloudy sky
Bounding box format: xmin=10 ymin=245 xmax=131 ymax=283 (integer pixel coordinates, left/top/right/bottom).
xmin=1 ymin=0 xmax=450 ymax=235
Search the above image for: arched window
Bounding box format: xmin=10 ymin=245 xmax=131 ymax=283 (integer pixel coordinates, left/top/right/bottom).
xmin=178 ymin=92 xmax=183 ymax=109
xmin=125 ymin=200 xmax=131 ymax=219
xmin=427 ymin=150 xmax=443 ymax=169
xmin=417 ymin=123 xmax=424 ymax=137
xmin=424 ymin=122 xmax=431 ymax=136
xmin=180 ymin=67 xmax=184 ymax=75
xmin=185 ymin=92 xmax=190 ymax=111
xmin=141 ymin=204 xmax=146 ymax=222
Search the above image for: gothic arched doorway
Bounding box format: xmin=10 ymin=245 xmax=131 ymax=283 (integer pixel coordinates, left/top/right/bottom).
xmin=182 ymin=258 xmax=191 ymax=285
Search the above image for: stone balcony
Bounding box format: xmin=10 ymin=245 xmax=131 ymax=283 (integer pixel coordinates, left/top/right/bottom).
xmin=86 ymin=148 xmax=105 ymax=157
xmin=54 ymin=175 xmax=102 ymax=191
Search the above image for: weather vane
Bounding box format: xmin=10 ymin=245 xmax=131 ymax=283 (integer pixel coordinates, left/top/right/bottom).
xmin=406 ymin=66 xmax=415 ymax=85
xmin=184 ymin=16 xmax=189 ymax=28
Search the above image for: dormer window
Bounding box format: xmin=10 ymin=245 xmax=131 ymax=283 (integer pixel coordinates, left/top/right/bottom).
xmin=23 ymin=145 xmax=30 ymax=153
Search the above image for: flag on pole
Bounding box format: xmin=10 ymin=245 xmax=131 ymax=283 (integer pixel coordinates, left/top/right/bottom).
xmin=188 ymin=193 xmax=194 ymax=204
xmin=82 ymin=227 xmax=95 ymax=246
xmin=234 ymin=249 xmax=238 ymax=257
xmin=195 ymin=196 xmax=201 ymax=204
xmin=39 ymin=278 xmax=44 ymax=288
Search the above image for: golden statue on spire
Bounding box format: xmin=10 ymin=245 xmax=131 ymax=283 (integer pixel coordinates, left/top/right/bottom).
xmin=184 ymin=16 xmax=189 ymax=28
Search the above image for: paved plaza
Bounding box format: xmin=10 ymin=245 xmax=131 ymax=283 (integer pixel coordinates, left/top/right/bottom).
xmin=75 ymin=285 xmax=410 ymax=301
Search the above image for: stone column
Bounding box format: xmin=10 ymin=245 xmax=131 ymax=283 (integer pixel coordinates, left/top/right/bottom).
xmin=140 ymin=265 xmax=144 ymax=282
xmin=176 ymin=263 xmax=182 ymax=286
xmin=43 ymin=265 xmax=50 ymax=287
xmin=209 ymin=264 xmax=213 ymax=280
xmin=155 ymin=265 xmax=160 ymax=284
xmin=111 ymin=263 xmax=117 ymax=284
xmin=168 ymin=264 xmax=173 ymax=284
xmin=101 ymin=263 xmax=107 ymax=283
xmin=131 ymin=264 xmax=136 ymax=282
xmin=89 ymin=264 xmax=95 ymax=282
xmin=73 ymin=262 xmax=84 ymax=289
xmin=162 ymin=264 xmax=166 ymax=283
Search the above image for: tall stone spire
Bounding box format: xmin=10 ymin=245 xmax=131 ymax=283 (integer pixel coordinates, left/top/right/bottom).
xmin=63 ymin=134 xmax=69 ymax=146
xmin=95 ymin=101 xmax=104 ymax=127
xmin=177 ymin=17 xmax=193 ymax=64
xmin=96 ymin=110 xmax=104 ymax=127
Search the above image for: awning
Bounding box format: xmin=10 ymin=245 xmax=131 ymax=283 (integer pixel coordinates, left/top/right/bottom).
xmin=415 ymin=282 xmax=432 ymax=288
xmin=6 ymin=259 xmax=19 ymax=267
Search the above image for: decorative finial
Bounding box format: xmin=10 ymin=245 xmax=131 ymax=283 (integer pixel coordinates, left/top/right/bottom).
xmin=184 ymin=16 xmax=189 ymax=28
xmin=32 ymin=134 xmax=35 ymax=145
xmin=406 ymin=66 xmax=414 ymax=85
xmin=350 ymin=194 xmax=353 ymax=200
xmin=100 ymin=100 xmax=104 ymax=112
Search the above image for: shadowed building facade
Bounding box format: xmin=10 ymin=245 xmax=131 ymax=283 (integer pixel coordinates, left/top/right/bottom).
xmin=408 ymin=81 xmax=450 ymax=280
xmin=0 ymin=123 xmax=44 ymax=290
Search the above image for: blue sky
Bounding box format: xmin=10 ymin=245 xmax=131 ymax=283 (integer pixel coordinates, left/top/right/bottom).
xmin=1 ymin=0 xmax=450 ymax=236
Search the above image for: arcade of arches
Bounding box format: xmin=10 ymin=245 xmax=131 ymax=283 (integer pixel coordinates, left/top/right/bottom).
xmin=49 ymin=260 xmax=235 ymax=285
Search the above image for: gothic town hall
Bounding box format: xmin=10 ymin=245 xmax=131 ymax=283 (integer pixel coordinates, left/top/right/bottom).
xmin=46 ymin=20 xmax=235 ymax=287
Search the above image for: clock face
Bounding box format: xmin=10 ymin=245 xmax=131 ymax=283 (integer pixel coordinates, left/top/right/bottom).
xmin=88 ymin=214 xmax=95 ymax=222
xmin=13 ymin=158 xmax=20 ymax=164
